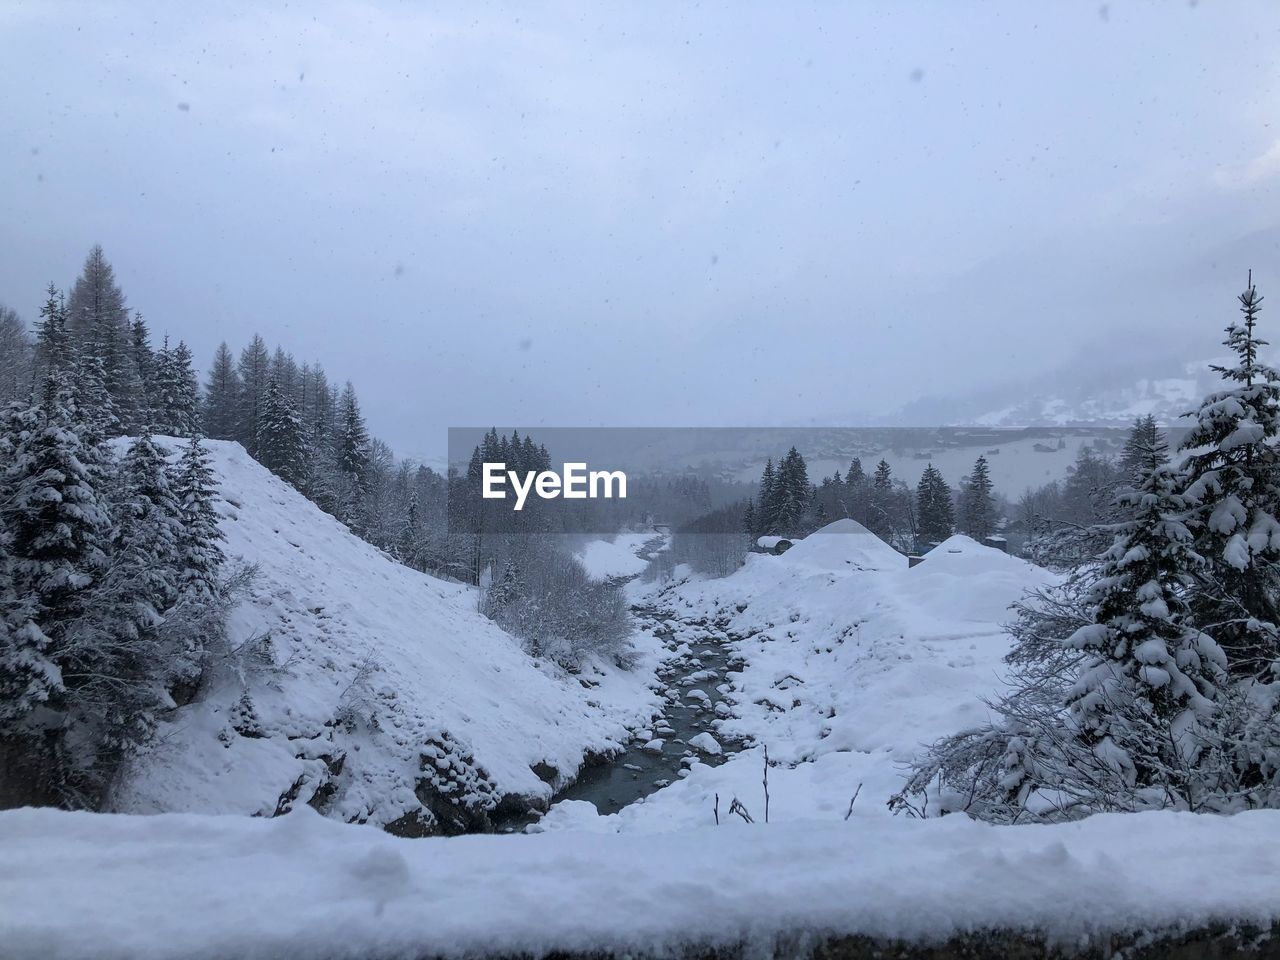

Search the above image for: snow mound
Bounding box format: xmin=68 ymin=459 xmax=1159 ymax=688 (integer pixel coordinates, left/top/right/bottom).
xmin=920 ymin=534 xmax=1031 ymax=573
xmin=778 ymin=518 xmax=905 ymax=572
xmin=114 ymin=440 xmax=655 ymax=831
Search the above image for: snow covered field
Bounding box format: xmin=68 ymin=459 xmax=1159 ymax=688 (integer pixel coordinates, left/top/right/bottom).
xmin=112 ymin=440 xmax=662 ymax=830
xmin=5 ymin=804 xmax=1280 ymax=960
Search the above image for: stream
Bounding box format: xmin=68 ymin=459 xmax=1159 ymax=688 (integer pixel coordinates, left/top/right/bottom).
xmin=551 ymin=604 xmax=747 ymax=816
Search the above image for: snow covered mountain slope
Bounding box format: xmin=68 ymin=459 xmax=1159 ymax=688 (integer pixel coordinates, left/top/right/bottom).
xmin=542 ymin=527 xmax=1055 ymax=832
xmin=113 ymin=440 xmax=658 ymax=833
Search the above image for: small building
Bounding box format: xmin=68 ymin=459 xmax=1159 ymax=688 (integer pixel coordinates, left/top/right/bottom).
xmin=983 ymin=535 xmax=1008 ymax=553
xmin=756 ymin=535 xmax=796 ymax=555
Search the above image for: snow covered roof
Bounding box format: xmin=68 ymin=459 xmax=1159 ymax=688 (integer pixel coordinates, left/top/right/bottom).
xmin=756 ymin=535 xmax=796 ymax=549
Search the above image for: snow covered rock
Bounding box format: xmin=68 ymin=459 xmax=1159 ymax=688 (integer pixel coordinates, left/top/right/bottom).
xmin=688 ymin=733 xmax=722 ymax=756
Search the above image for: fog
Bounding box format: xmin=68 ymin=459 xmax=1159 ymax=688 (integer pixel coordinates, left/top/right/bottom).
xmin=2 ymin=1 xmax=1278 ymax=457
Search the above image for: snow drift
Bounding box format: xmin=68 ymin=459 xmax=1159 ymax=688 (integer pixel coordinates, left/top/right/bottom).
xmin=5 ymin=804 xmax=1280 ymax=960
xmin=113 ymin=440 xmax=656 ymax=832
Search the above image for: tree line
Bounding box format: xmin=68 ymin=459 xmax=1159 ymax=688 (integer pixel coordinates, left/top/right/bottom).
xmin=744 ymin=446 xmax=999 ymax=554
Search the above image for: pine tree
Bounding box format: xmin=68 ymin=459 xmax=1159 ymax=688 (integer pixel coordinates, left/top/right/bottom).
xmin=164 ymin=436 xmax=227 ymax=691
xmin=67 ymin=246 xmax=139 ymax=430
xmin=958 ymin=455 xmax=996 ymax=541
xmin=236 ymin=335 xmax=271 ymax=457
xmin=1061 ymin=447 xmax=1227 ymax=802
xmin=867 ymin=459 xmax=894 ymax=539
xmin=758 ymin=458 xmax=779 ymax=535
xmin=844 ymin=457 xmax=869 ymax=525
xmin=75 ymin=433 xmax=183 ymax=753
xmin=1180 ymin=275 xmax=1280 ymax=675
xmin=1 ymin=377 xmax=112 ymax=729
xmin=0 ymin=305 xmax=32 ymax=407
xmin=257 ymin=376 xmax=310 ymax=490
xmin=743 ymin=498 xmax=757 ymax=541
xmin=69 ymin=351 xmax=122 ymax=446
xmin=170 ymin=436 xmax=225 ymax=604
xmin=915 ymin=464 xmax=954 ymax=547
xmin=129 ymin=313 xmax=157 ymax=429
xmin=202 ymin=342 xmax=240 ymax=441
xmin=336 ymin=382 xmax=371 ymax=487
xmin=1119 ymin=415 xmax=1166 ymax=487
xmin=33 ymin=284 xmax=72 ymax=388
xmin=153 ymin=338 xmax=200 ymax=437
xmin=774 ymin=447 xmax=810 ymax=533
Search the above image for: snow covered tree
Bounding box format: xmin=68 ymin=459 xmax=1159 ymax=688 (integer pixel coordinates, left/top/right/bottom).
xmin=0 ymin=377 xmax=112 ymax=799
xmin=1180 ymin=275 xmax=1280 ymax=676
xmin=958 ymin=455 xmax=996 ymax=541
xmin=257 ymin=375 xmax=310 ymax=490
xmin=1119 ymin=415 xmax=1166 ymax=487
xmin=915 ymin=463 xmax=954 ymax=547
xmin=773 ymin=447 xmax=809 ymax=533
xmin=336 ymin=382 xmax=371 ymax=490
xmin=1057 ymin=449 xmax=1227 ymax=808
xmin=33 ymin=284 xmax=72 ymax=387
xmin=164 ymin=436 xmax=227 ymax=694
xmin=202 ymin=342 xmax=240 ymax=441
xmin=0 ymin=305 xmax=32 ymax=406
xmin=129 ymin=313 xmax=157 ymax=428
xmin=866 ymin=459 xmax=894 ymax=539
xmin=757 ymin=458 xmax=779 ymax=535
xmin=153 ymin=338 xmax=200 ymax=437
xmin=67 ymin=246 xmax=140 ymax=430
xmin=236 ymin=335 xmax=271 ymax=457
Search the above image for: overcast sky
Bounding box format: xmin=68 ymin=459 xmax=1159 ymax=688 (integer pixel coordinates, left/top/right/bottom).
xmin=2 ymin=1 xmax=1279 ymax=458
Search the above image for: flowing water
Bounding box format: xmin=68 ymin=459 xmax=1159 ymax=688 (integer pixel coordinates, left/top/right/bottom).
xmin=551 ymin=604 xmax=746 ymax=816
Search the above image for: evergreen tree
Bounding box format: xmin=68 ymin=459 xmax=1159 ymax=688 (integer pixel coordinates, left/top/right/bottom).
xmin=774 ymin=447 xmax=810 ymax=533
xmin=743 ymin=498 xmax=757 ymax=541
xmin=236 ymin=335 xmax=271 ymax=457
xmin=867 ymin=459 xmax=894 ymax=539
xmin=758 ymin=458 xmax=779 ymax=535
xmin=1060 ymin=448 xmax=1227 ymax=804
xmin=1 ymin=377 xmax=111 ymax=737
xmin=1180 ymin=275 xmax=1280 ymax=675
xmin=915 ymin=464 xmax=954 ymax=547
xmin=0 ymin=304 xmax=32 ymax=406
xmin=67 ymin=246 xmax=139 ymax=430
xmin=165 ymin=436 xmax=227 ymax=690
xmin=958 ymin=455 xmax=996 ymax=541
xmin=152 ymin=338 xmax=200 ymax=437
xmin=257 ymin=376 xmax=310 ymax=490
xmin=33 ymin=284 xmax=72 ymax=388
xmin=844 ymin=457 xmax=869 ymax=525
xmin=129 ymin=313 xmax=157 ymax=429
xmin=202 ymin=342 xmax=240 ymax=441
xmin=1119 ymin=415 xmax=1166 ymax=487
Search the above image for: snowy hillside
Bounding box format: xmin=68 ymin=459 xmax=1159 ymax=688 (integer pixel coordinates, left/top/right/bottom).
xmin=543 ymin=523 xmax=1056 ymax=832
xmin=113 ymin=440 xmax=658 ymax=833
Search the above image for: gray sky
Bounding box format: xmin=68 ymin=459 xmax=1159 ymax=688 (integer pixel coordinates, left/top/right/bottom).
xmin=2 ymin=1 xmax=1279 ymax=458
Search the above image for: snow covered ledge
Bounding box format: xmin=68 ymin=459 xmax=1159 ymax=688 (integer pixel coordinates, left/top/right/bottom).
xmin=5 ymin=807 xmax=1280 ymax=960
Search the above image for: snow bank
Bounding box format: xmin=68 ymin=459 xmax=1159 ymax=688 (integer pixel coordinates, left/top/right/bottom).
xmin=575 ymin=531 xmax=657 ymax=581
xmin=114 ymin=440 xmax=659 ymax=830
xmin=4 ymin=805 xmax=1279 ymax=960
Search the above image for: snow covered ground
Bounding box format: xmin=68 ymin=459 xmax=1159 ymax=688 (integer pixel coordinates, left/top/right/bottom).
xmin=541 ymin=521 xmax=1057 ymax=832
xmin=6 ymin=803 xmax=1280 ymax=960
xmin=575 ymin=530 xmax=660 ymax=581
xmin=113 ymin=440 xmax=662 ymax=831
